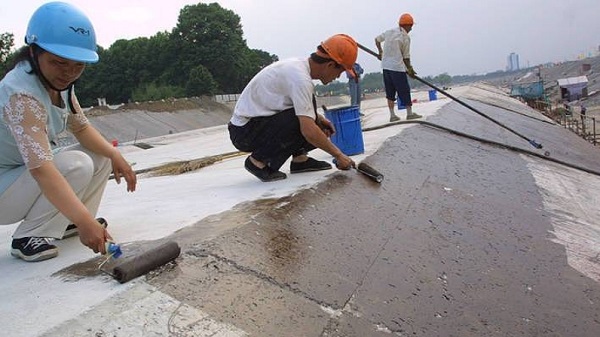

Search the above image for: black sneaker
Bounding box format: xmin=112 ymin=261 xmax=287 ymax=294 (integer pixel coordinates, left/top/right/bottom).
xmin=290 ymin=157 xmax=332 ymax=174
xmin=11 ymin=237 xmax=59 ymax=262
xmin=61 ymin=217 xmax=108 ymax=239
xmin=244 ymin=157 xmax=287 ymax=182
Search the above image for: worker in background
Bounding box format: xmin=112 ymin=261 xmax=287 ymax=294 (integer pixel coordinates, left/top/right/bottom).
xmin=375 ymin=13 xmax=422 ymax=122
xmin=0 ymin=2 xmax=137 ymax=262
xmin=228 ymin=34 xmax=357 ymax=182
xmin=346 ymin=63 xmax=364 ymax=110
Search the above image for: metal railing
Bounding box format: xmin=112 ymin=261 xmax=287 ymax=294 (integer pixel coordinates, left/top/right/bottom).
xmin=558 ymin=113 xmax=598 ymax=145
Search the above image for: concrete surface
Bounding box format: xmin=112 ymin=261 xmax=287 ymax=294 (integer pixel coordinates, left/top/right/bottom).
xmin=4 ymin=85 xmax=600 ymax=337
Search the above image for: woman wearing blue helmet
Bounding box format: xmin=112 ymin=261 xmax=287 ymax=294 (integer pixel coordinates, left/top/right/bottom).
xmin=0 ymin=2 xmax=137 ymax=262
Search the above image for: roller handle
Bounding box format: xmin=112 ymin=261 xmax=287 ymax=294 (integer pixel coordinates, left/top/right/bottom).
xmin=106 ymin=242 xmax=122 ymax=258
xmin=529 ymin=140 xmax=543 ymax=149
xmin=357 ymin=42 xmax=544 ymax=150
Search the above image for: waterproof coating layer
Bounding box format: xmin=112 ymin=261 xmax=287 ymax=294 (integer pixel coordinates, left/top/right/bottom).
xmin=357 ymin=162 xmax=384 ymax=183
xmin=112 ymin=241 xmax=181 ymax=283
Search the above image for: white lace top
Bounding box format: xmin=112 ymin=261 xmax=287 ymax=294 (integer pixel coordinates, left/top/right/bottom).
xmin=0 ymin=61 xmax=90 ymax=194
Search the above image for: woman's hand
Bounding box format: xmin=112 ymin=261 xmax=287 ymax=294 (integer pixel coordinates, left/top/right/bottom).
xmin=110 ymin=150 xmax=137 ymax=192
xmin=78 ymin=219 xmax=112 ymax=254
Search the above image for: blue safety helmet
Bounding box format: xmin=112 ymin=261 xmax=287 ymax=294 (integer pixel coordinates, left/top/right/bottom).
xmin=25 ymin=2 xmax=98 ymax=63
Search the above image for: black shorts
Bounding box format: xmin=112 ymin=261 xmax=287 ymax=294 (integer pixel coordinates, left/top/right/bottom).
xmin=383 ymin=69 xmax=412 ymax=107
xmin=228 ymin=109 xmax=315 ymax=170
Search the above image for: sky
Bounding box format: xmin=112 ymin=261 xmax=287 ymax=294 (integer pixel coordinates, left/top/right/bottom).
xmin=1 ymin=0 xmax=600 ymax=77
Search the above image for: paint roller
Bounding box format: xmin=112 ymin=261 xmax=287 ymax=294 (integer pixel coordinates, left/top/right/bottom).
xmin=320 ymin=104 xmax=384 ymax=183
xmin=334 ymin=159 xmax=384 ymax=183
xmin=100 ymin=240 xmax=181 ymax=283
xmin=356 ymin=162 xmax=384 ymax=183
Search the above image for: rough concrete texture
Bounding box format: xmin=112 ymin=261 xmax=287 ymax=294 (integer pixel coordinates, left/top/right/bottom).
xmin=35 ymin=87 xmax=600 ymax=336
xmin=136 ymin=97 xmax=600 ymax=336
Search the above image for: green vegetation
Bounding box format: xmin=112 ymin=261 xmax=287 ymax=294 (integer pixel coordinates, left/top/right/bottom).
xmin=0 ymin=3 xmax=277 ymax=107
xmin=0 ymin=32 xmax=14 ymax=76
xmin=132 ymin=83 xmax=185 ymax=102
xmin=0 ymin=3 xmax=558 ymax=107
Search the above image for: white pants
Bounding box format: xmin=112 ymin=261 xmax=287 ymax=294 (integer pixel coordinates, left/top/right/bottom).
xmin=0 ymin=144 xmax=112 ymax=239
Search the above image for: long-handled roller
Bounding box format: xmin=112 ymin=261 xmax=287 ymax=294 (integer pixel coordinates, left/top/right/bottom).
xmin=356 ymin=42 xmax=543 ymax=150
xmin=100 ymin=240 xmax=181 ymax=283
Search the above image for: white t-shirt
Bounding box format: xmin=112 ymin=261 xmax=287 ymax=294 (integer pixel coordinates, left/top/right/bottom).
xmin=375 ymin=27 xmax=411 ymax=72
xmin=230 ymin=58 xmax=316 ymax=126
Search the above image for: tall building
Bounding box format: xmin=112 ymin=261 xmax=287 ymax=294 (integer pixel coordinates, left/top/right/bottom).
xmin=507 ymin=52 xmax=520 ymax=71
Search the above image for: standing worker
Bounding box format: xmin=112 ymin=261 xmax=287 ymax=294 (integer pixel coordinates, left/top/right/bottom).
xmin=229 ymin=34 xmax=357 ymax=182
xmin=375 ymin=13 xmax=422 ymax=122
xmin=0 ymin=2 xmax=137 ymax=262
xmin=346 ymin=63 xmax=364 ymax=109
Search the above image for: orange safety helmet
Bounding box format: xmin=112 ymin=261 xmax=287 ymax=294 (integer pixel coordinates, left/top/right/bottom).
xmin=319 ymin=34 xmax=358 ymax=77
xmin=399 ymin=13 xmax=414 ymax=26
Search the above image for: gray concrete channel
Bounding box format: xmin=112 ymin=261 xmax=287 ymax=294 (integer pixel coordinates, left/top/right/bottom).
xmin=128 ymin=98 xmax=600 ymax=336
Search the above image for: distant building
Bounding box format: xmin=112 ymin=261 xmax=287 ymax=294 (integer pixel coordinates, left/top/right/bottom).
xmin=581 ymin=63 xmax=591 ymax=73
xmin=557 ymin=76 xmax=588 ymax=102
xmin=507 ymin=52 xmax=520 ymax=71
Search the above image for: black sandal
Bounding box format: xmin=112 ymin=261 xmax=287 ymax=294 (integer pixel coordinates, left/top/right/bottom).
xmin=245 ymin=157 xmax=287 ymax=182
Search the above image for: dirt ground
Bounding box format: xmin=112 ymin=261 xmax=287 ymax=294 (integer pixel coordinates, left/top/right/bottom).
xmin=86 ymin=94 xmax=369 ymax=117
xmin=86 ymin=96 xmax=233 ymax=116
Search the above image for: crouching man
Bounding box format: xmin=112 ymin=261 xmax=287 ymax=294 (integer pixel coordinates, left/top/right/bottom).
xmin=228 ymin=34 xmax=357 ymax=182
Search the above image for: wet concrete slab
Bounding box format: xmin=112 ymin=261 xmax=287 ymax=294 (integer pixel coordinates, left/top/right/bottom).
xmin=145 ymin=109 xmax=600 ymax=336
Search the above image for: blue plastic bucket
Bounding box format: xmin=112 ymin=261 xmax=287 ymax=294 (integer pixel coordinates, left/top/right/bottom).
xmin=428 ymin=89 xmax=437 ymax=101
xmin=324 ymin=105 xmax=364 ymax=156
xmin=397 ymin=99 xmax=406 ymax=110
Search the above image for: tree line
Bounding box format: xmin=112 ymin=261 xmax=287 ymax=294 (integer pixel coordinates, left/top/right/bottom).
xmin=315 ymin=72 xmax=453 ymax=96
xmin=0 ymin=3 xmax=525 ymax=107
xmin=0 ymin=3 xmax=277 ymax=107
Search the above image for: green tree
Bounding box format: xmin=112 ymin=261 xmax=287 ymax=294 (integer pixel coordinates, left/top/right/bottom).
xmin=169 ymin=3 xmax=254 ymax=93
xmin=185 ymin=64 xmax=218 ymax=96
xmin=0 ymin=32 xmax=15 ymax=77
xmin=315 ymin=80 xmax=348 ymax=96
xmin=76 ymin=46 xmax=110 ymax=106
xmin=132 ymin=82 xmax=185 ymax=102
xmin=78 ymin=33 xmax=173 ymax=106
xmin=80 ymin=38 xmax=155 ymax=104
xmin=433 ymin=73 xmax=452 ymax=86
xmin=66 ymin=4 xmax=278 ymax=105
xmin=241 ymin=48 xmax=278 ymax=85
xmin=361 ymin=72 xmax=384 ymax=93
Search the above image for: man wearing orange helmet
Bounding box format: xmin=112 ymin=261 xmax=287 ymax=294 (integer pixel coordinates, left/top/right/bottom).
xmin=375 ymin=13 xmax=422 ymax=122
xmin=229 ymin=34 xmax=357 ymax=182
